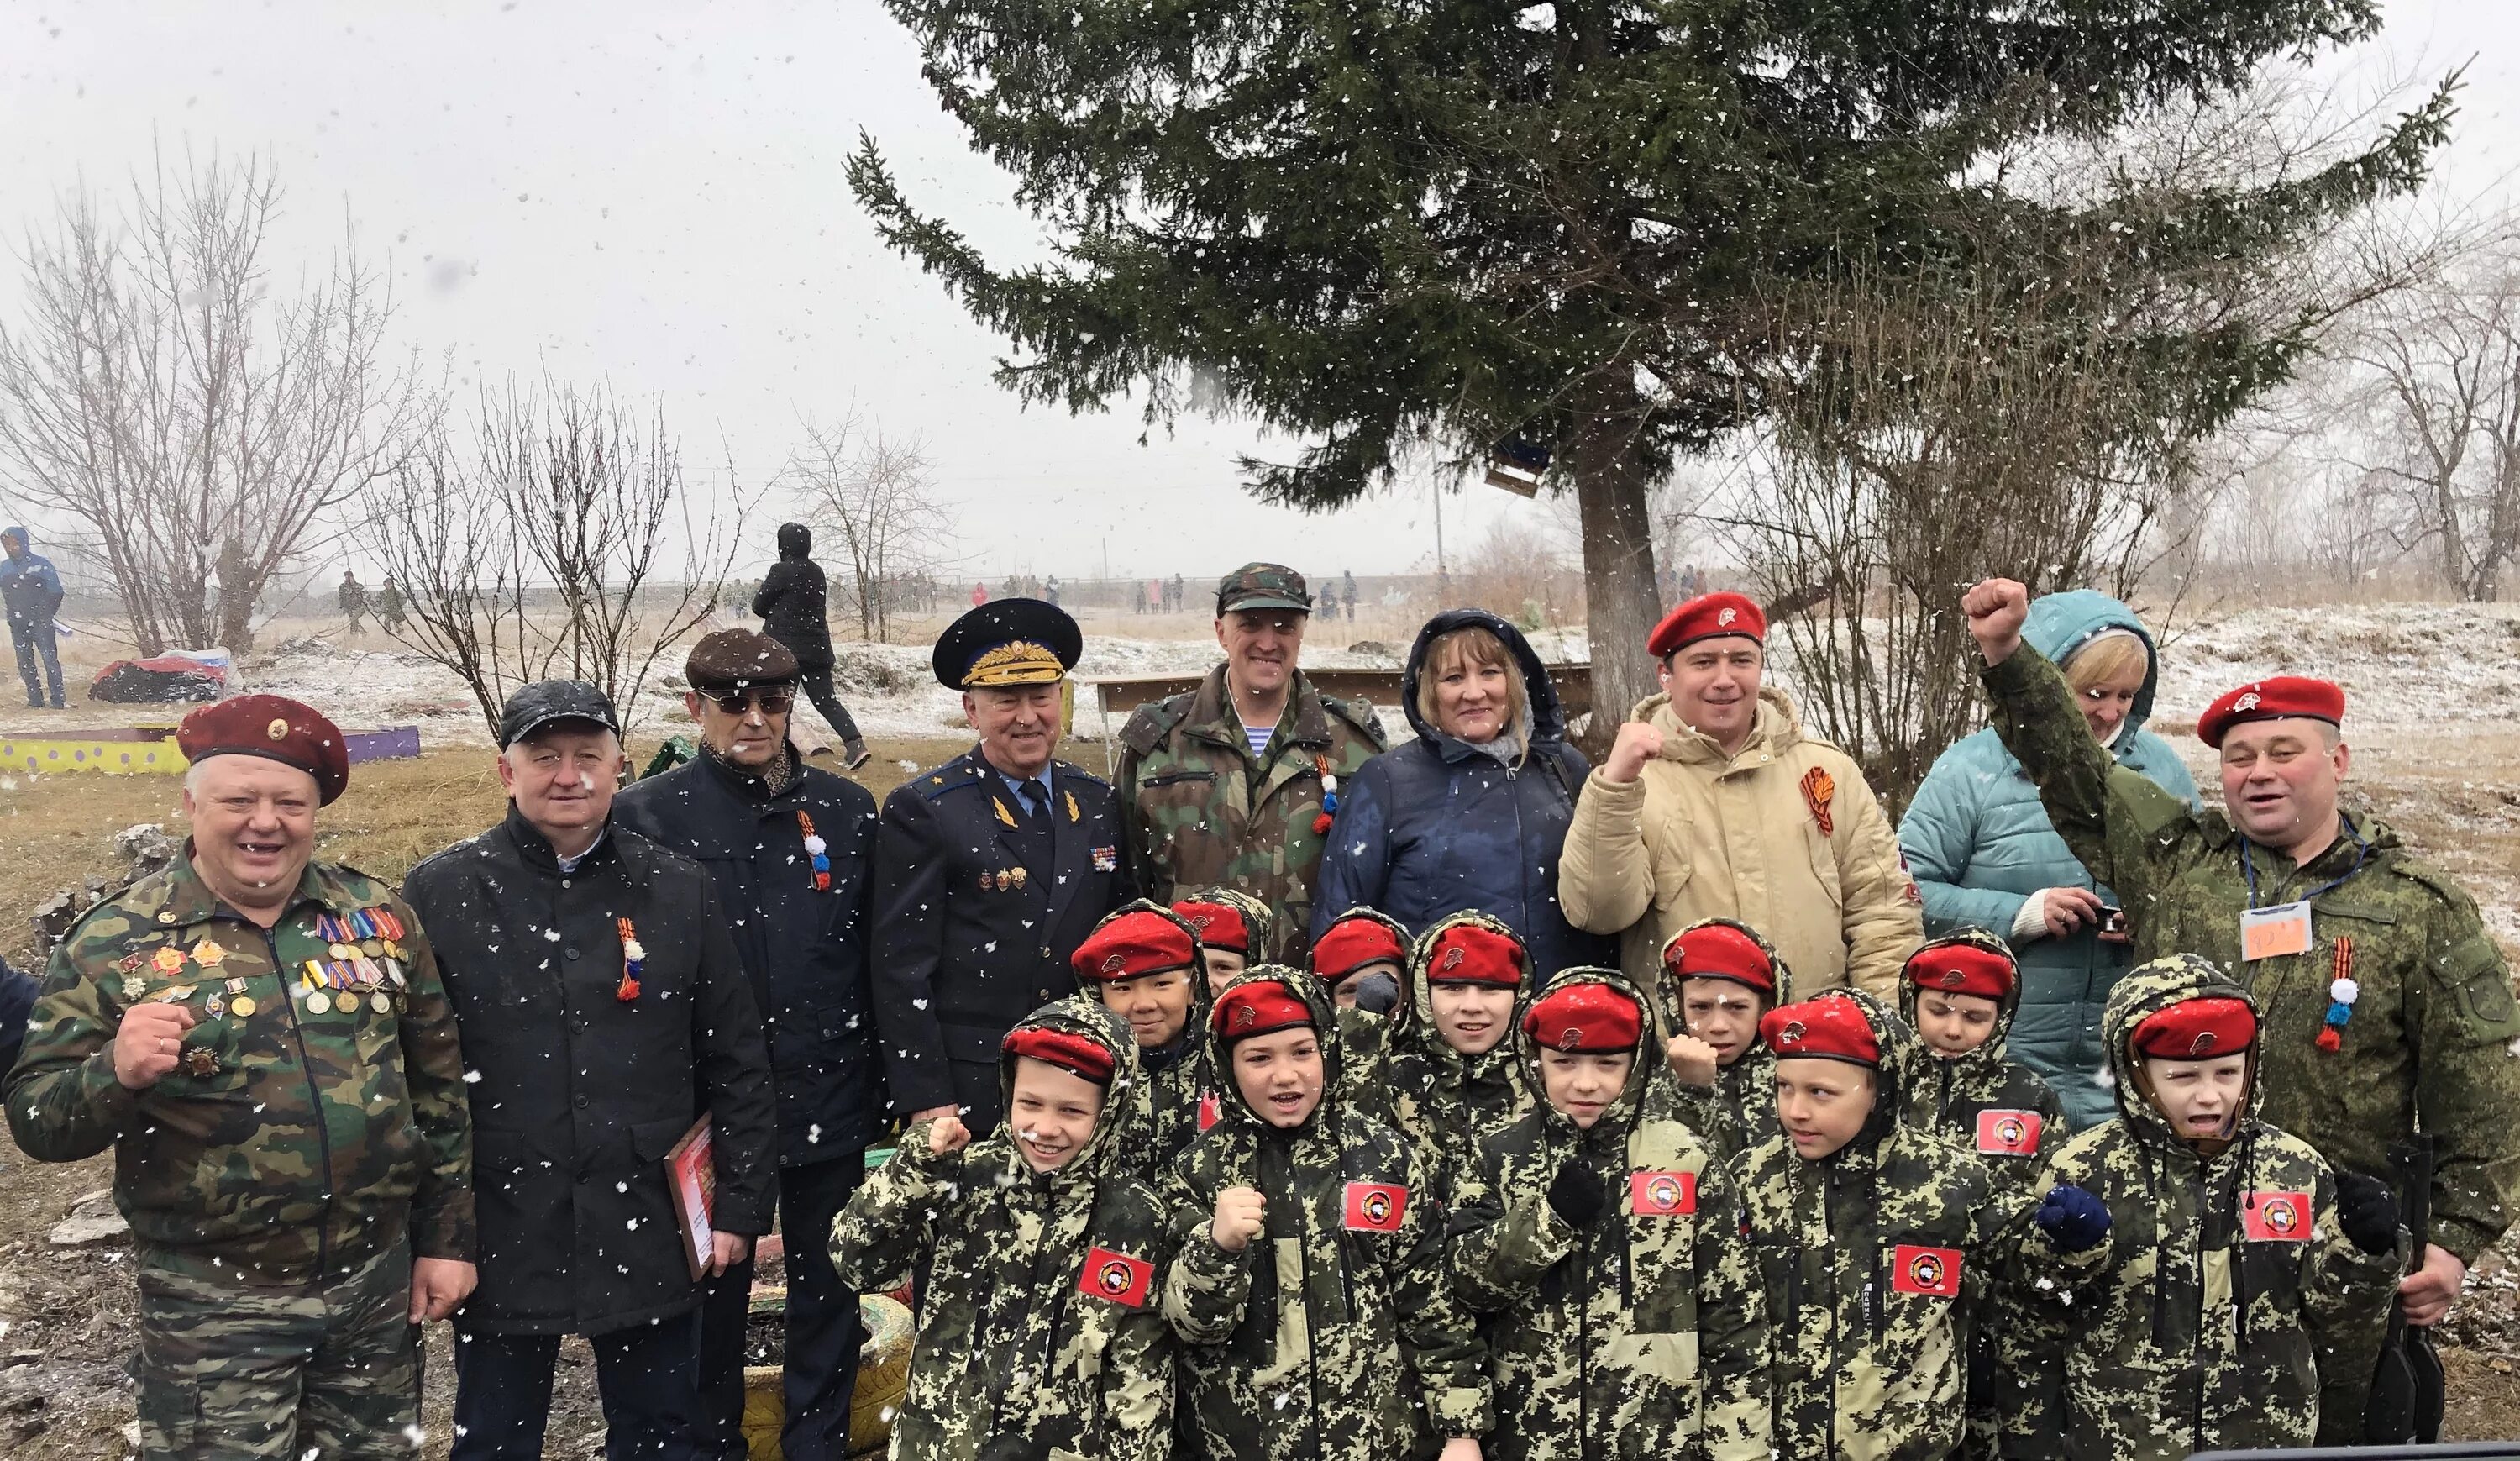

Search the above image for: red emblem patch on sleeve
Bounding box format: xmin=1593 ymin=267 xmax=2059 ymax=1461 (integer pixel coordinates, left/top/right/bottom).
xmin=1078 ymin=1246 xmax=1153 ymax=1307
xmin=1975 ymin=1109 xmax=2043 ymax=1157
xmin=1630 ymin=1170 xmax=1698 ymax=1216
xmin=2240 ymin=1190 xmax=2313 ymax=1243
xmin=1891 ymin=1243 xmax=1963 ymax=1299
xmin=1342 ymin=1181 xmax=1408 ymax=1232
xmin=1196 ymin=1091 xmax=1221 ymax=1133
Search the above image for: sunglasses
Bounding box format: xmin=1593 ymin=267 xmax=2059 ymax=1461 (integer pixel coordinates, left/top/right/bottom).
xmin=701 ymin=688 xmax=795 ymax=715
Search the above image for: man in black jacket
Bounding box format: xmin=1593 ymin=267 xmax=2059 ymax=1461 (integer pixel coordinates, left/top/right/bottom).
xmin=615 ymin=630 xmax=880 ymax=1461
xmin=752 ymin=523 xmax=871 ymax=770
xmin=873 ymin=598 xmax=1132 ymax=1135
xmin=404 ymin=681 xmax=777 ymax=1461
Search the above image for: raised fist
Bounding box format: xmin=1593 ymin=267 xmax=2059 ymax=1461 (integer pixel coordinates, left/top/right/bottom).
xmin=113 ymin=1002 xmax=198 ymax=1090
xmin=1665 ymin=1034 xmax=1720 ymax=1089
xmin=1961 ymin=579 xmax=2031 ymax=665
xmin=1603 ymin=722 xmax=1667 ymax=784
xmin=923 ymin=1115 xmax=971 ymax=1158
xmin=1211 ymin=1185 xmax=1268 ymax=1253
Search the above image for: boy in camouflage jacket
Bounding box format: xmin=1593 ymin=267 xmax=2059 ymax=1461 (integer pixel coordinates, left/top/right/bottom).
xmin=1739 ymin=990 xmax=2014 ymax=1461
xmin=832 ymin=999 xmax=1173 ymax=1461
xmin=1160 ymin=968 xmax=1488 ymax=1461
xmin=1074 ymin=900 xmax=1209 ymax=1180
xmin=1380 ymin=912 xmax=1535 ymax=1201
xmin=1650 ymin=919 xmax=1792 ymax=1166
xmin=1451 ymin=970 xmax=1770 ymax=1461
xmin=1994 ymin=955 xmax=2402 ymax=1460
xmin=1896 ymin=930 xmax=2065 ymax=1201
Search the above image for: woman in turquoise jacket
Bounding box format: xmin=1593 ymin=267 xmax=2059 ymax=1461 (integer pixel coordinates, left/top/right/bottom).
xmin=1897 ymin=590 xmax=2197 ymax=1130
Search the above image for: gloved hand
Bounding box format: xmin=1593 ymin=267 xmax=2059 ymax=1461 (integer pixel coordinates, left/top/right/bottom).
xmin=2034 ymin=1184 xmax=2113 ymax=1253
xmin=2334 ymin=1171 xmax=2402 ymax=1256
xmin=1352 ymin=971 xmax=1400 ymax=1017
xmin=1546 ymin=1159 xmax=1607 ymax=1230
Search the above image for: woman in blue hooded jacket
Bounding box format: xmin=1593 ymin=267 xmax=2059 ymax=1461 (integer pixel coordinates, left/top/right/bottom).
xmin=1311 ymin=608 xmax=1612 ymax=981
xmin=1897 ymin=590 xmax=2198 ymax=1130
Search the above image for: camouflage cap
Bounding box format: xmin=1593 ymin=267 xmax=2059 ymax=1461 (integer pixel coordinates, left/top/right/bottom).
xmin=1215 ymin=562 xmax=1311 ymax=616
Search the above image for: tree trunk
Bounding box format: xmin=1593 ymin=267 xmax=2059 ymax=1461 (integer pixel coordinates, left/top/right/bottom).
xmin=1565 ymin=371 xmax=1663 ymax=759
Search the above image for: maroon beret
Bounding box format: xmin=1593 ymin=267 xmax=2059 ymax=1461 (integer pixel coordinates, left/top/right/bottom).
xmin=177 ymin=694 xmax=350 ymax=806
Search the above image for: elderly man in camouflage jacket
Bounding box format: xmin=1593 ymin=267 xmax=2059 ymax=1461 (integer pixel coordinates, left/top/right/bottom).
xmin=1965 ymin=575 xmax=2520 ymax=1441
xmin=6 ymin=695 xmax=475 ymax=1461
xmin=1117 ymin=564 xmax=1385 ymax=964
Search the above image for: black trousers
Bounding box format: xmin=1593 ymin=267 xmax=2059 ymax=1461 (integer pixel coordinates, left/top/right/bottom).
xmin=798 ymin=665 xmax=863 ymax=745
xmin=451 ymin=1307 xmax=706 ymax=1460
xmin=698 ymin=1157 xmax=866 ymax=1461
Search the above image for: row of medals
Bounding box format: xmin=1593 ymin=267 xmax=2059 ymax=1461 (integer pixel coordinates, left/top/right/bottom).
xmin=296 ymin=935 xmax=409 ymax=1016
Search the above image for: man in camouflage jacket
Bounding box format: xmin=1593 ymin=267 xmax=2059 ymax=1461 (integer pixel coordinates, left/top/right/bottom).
xmin=1381 ymin=911 xmax=1537 ymax=1201
xmin=1995 ymin=957 xmax=2402 ymax=1459
xmin=1964 ymin=575 xmax=2520 ymax=1438
xmin=6 ymin=695 xmax=474 ymax=1460
xmin=1119 ymin=564 xmax=1386 ymax=963
xmin=1738 ymin=989 xmax=2017 ymax=1461
xmin=1449 ymin=968 xmax=1770 ymax=1461
xmin=1160 ymin=969 xmax=1488 ymax=1461
xmin=832 ymin=999 xmax=1173 ymax=1461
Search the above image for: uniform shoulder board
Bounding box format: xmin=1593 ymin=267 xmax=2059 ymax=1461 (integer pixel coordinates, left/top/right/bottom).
xmin=1318 ymin=693 xmax=1389 ymax=751
xmin=1055 ymin=759 xmax=1111 ymax=790
xmin=2390 ymin=854 xmax=2486 ymax=914
xmin=919 ymin=762 xmax=987 ymax=801
xmin=1118 ymin=692 xmax=1195 ymax=758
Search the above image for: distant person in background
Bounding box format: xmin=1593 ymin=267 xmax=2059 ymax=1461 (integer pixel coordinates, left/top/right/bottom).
xmin=1314 ymin=608 xmax=1609 ymax=979
xmin=337 ymin=569 xmax=368 ymax=635
xmin=972 ymin=581 xmax=989 ymax=607
xmin=1341 ymin=570 xmax=1359 ymax=622
xmin=1898 ymin=590 xmax=2197 ymax=1130
xmin=753 ymin=523 xmax=873 ymax=771
xmin=1044 ymin=573 xmax=1062 ymax=607
xmin=1168 ymin=573 xmax=1185 ymax=613
xmin=377 ymin=575 xmax=410 ymax=635
xmin=0 ymin=528 xmax=64 ymax=710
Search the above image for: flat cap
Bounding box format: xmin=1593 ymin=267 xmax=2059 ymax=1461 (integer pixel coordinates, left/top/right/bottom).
xmin=498 ymin=680 xmax=621 ymax=749
xmin=686 ymin=628 xmax=799 ymax=693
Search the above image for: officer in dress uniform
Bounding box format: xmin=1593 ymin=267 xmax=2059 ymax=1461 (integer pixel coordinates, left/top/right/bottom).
xmin=872 ymin=597 xmax=1134 ymax=1136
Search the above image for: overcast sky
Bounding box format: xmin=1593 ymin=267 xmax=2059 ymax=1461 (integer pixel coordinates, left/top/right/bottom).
xmin=3 ymin=1 xmax=2512 ymax=583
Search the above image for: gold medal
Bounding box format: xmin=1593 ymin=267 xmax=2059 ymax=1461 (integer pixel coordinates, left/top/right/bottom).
xmin=191 ymin=940 xmax=227 ymax=967
xmin=307 ymin=990 xmax=332 ymax=1015
xmin=329 ymin=943 xmax=355 ymax=961
xmin=182 ymin=1047 xmax=218 ymax=1078
xmin=370 ymin=991 xmax=391 ymax=1014
xmin=152 ymin=946 xmax=186 ymax=974
xmin=229 ymin=996 xmax=256 ymax=1017
xmin=1011 ymin=865 xmax=1028 ymax=889
xmin=360 ymin=938 xmax=383 ymax=958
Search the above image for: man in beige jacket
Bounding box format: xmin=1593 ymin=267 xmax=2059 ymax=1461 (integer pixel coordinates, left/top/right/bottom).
xmin=1558 ymin=591 xmax=1921 ymax=999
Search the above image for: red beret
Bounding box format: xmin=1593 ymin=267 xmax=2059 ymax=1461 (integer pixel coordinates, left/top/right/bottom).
xmin=1212 ymin=980 xmax=1315 ymax=1041
xmin=177 ymin=694 xmax=350 ymax=806
xmin=1522 ymin=981 xmax=1644 ymax=1054
xmin=1312 ymin=915 xmax=1409 ymax=981
xmin=1662 ymin=922 xmax=1777 ymax=996
xmin=2130 ymin=996 xmax=2257 ymax=1061
xmin=1173 ymin=900 xmax=1250 ymax=954
xmin=1647 ymin=591 xmax=1765 ymax=658
xmin=1904 ymin=939 xmax=2016 ymax=1001
xmin=2196 ymin=676 xmax=2345 ymax=749
xmin=1762 ymin=998 xmax=1881 ymax=1066
xmin=1002 ymin=1026 xmax=1117 ymax=1085
xmin=1421 ymin=922 xmax=1525 ymax=987
xmin=1072 ymin=910 xmax=1198 ymax=983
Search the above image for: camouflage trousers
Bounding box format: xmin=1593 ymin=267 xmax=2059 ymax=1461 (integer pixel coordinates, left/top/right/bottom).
xmin=132 ymin=1242 xmax=422 ymax=1461
xmin=2314 ymin=1297 xmax=2390 ymax=1447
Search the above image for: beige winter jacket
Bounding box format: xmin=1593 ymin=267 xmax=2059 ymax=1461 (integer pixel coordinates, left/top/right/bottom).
xmin=1557 ymin=687 xmax=1921 ymax=1000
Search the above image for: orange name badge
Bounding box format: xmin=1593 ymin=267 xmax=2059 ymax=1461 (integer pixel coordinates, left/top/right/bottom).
xmin=1630 ymin=1170 xmax=1698 ymax=1217
xmin=1975 ymin=1109 xmax=2044 ymax=1157
xmin=2239 ymin=901 xmax=2313 ymax=961
xmin=2240 ymin=1190 xmax=2314 ymax=1243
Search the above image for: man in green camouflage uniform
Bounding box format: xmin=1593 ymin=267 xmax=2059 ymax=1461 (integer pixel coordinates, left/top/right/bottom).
xmin=1160 ymin=968 xmax=1488 ymax=1461
xmin=1119 ymin=564 xmax=1386 ymax=963
xmin=1739 ymin=989 xmax=2015 ymax=1461
xmin=832 ymin=999 xmax=1173 ymax=1461
xmin=1450 ymin=969 xmax=1770 ymax=1460
xmin=1380 ymin=911 xmax=1536 ymax=1201
xmin=1995 ymin=954 xmax=2403 ymax=1459
xmin=1963 ymin=575 xmax=2520 ymax=1441
xmin=5 ymin=694 xmax=474 ymax=1461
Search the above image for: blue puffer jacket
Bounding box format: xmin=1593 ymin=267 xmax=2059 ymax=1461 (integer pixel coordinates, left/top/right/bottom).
xmin=1311 ymin=608 xmax=1614 ymax=981
xmin=0 ymin=528 xmax=64 ymax=633
xmin=1897 ymin=590 xmax=2199 ymax=1131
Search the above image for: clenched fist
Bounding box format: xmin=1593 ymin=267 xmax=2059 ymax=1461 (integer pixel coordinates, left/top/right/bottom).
xmin=1961 ymin=579 xmax=2030 ymax=665
xmin=114 ymin=1002 xmax=198 ymax=1090
xmin=1601 ymin=722 xmax=1667 ymax=784
xmin=1665 ymin=1034 xmax=1720 ymax=1089
xmin=923 ymin=1115 xmax=971 ymax=1157
xmin=1211 ymin=1185 xmax=1268 ymax=1253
